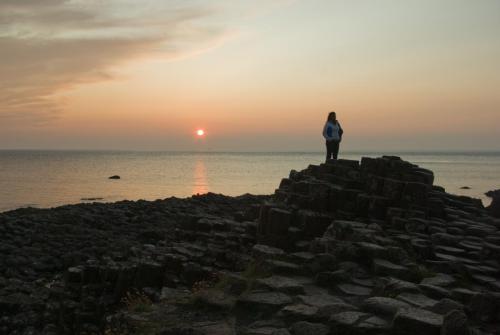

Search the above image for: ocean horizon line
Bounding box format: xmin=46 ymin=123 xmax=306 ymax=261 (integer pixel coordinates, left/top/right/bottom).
xmin=1 ymin=149 xmax=500 ymax=155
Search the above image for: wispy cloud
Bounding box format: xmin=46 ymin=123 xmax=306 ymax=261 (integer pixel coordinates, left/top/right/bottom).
xmin=0 ymin=0 xmax=228 ymax=125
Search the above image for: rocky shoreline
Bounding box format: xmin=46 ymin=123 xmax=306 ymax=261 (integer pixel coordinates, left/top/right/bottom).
xmin=1 ymin=156 xmax=499 ymax=334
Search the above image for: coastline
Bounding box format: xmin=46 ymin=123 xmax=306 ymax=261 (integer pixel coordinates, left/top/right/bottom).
xmin=1 ymin=150 xmax=498 ymax=213
xmin=1 ymin=156 xmax=499 ymax=334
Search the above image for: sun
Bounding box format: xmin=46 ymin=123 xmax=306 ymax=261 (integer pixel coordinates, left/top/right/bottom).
xmin=196 ymin=129 xmax=205 ymax=136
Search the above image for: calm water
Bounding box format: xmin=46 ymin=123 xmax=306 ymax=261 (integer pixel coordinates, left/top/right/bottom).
xmin=0 ymin=151 xmax=499 ymax=212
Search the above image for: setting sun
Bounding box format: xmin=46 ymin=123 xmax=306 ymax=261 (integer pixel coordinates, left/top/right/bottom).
xmin=196 ymin=129 xmax=205 ymax=136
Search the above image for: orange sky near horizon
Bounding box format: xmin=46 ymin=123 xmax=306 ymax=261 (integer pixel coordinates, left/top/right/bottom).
xmin=1 ymin=0 xmax=499 ymax=151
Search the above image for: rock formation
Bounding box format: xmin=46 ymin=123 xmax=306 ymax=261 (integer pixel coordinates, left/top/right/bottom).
xmin=486 ymin=189 xmax=500 ymax=218
xmin=1 ymin=156 xmax=499 ymax=335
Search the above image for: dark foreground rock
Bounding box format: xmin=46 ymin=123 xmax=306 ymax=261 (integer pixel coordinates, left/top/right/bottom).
xmin=486 ymin=189 xmax=500 ymax=218
xmin=0 ymin=193 xmax=266 ymax=334
xmin=1 ymin=156 xmax=500 ymax=335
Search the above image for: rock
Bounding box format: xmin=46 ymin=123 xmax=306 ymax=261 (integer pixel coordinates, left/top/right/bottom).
xmin=308 ymin=253 xmax=336 ymax=274
xmin=196 ymin=289 xmax=236 ymax=310
xmin=372 ymin=258 xmax=411 ymax=280
xmin=330 ymin=311 xmax=389 ymax=333
xmin=271 ymin=330 xmax=291 ymax=335
xmin=362 ymin=296 xmax=411 ymax=317
xmin=430 ymin=298 xmax=464 ymax=316
xmin=160 ymin=287 xmax=190 ymax=302
xmin=357 ymin=315 xmax=390 ymax=332
xmin=245 ymin=320 xmax=286 ymax=335
xmin=108 ymin=175 xmax=120 ymax=179
xmin=65 ymin=266 xmax=83 ymax=283
xmin=392 ymin=308 xmax=443 ymax=335
xmin=383 ymin=278 xmax=420 ymax=295
xmin=460 ymin=186 xmax=471 ymax=189
xmin=237 ymin=291 xmax=292 ymax=311
xmin=252 ymin=244 xmax=285 ymax=260
xmin=451 ymin=288 xmax=478 ymax=305
xmin=297 ymin=294 xmax=346 ymax=308
xmin=221 ymin=273 xmax=247 ymax=295
xmin=296 ymin=210 xmax=333 ymax=238
xmin=256 ymin=276 xmax=305 ymax=294
xmin=267 ymin=208 xmax=292 ymax=235
xmin=441 ymin=310 xmax=470 ymax=335
xmin=315 ymin=270 xmax=348 ymax=286
xmin=468 ymin=292 xmax=500 ymax=323
xmin=280 ymin=304 xmax=318 ymax=320
xmin=329 ymin=311 xmax=368 ymax=329
xmin=192 ymin=320 xmax=236 ymax=335
xmin=263 ymin=260 xmax=303 ymax=275
xmin=135 ymin=261 xmax=164 ymax=288
xmin=289 ymin=321 xmax=329 ymax=335
xmin=485 ymin=189 xmax=500 ymax=198
xmin=419 ymin=284 xmax=451 ymax=300
xmin=397 ymin=292 xmax=438 ymax=309
xmin=486 ymin=189 xmax=500 ymax=218
xmin=4 ymin=155 xmax=500 ymax=333
xmin=296 ymin=294 xmax=356 ymax=319
xmin=420 ymin=274 xmax=456 ymax=287
xmin=336 ymin=283 xmax=372 ymax=296
xmin=181 ymin=262 xmax=206 ymax=286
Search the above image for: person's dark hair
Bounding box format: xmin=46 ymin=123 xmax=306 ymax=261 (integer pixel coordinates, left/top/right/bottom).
xmin=327 ymin=111 xmax=336 ymax=122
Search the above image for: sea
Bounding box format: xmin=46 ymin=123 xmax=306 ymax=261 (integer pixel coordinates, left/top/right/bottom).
xmin=0 ymin=151 xmax=499 ymax=213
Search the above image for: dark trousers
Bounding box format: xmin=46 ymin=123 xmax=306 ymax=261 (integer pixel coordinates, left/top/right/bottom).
xmin=326 ymin=140 xmax=340 ymax=161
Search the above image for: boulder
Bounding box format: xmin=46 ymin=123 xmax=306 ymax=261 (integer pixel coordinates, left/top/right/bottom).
xmin=486 ymin=189 xmax=500 ymax=218
xmin=256 ymin=276 xmax=305 ymax=294
xmin=392 ymin=308 xmax=443 ymax=335
xmin=441 ymin=310 xmax=470 ymax=335
xmin=362 ymin=296 xmax=411 ymax=317
xmin=289 ymin=321 xmax=329 ymax=335
xmin=280 ymin=304 xmax=319 ymax=321
xmin=237 ymin=291 xmax=292 ymax=312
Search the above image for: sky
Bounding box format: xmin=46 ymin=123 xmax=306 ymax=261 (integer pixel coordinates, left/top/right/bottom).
xmin=1 ymin=0 xmax=499 ymax=151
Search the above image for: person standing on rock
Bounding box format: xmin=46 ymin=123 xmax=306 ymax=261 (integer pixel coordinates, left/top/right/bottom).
xmin=323 ymin=111 xmax=343 ymax=161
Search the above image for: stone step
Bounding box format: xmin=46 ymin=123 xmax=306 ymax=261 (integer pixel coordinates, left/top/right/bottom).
xmin=237 ymin=291 xmax=292 ymax=312
xmin=252 ymin=244 xmax=285 ymax=260
xmin=392 ymin=308 xmax=443 ymax=335
xmin=434 ymin=246 xmax=466 ymax=256
xmin=285 ymin=251 xmax=315 ymax=265
xmin=361 ymin=296 xmax=411 ymax=317
xmin=372 ymin=258 xmax=411 ymax=280
xmin=255 ymin=275 xmax=307 ymax=295
xmin=420 ymin=274 xmax=456 ymax=287
xmin=279 ymin=304 xmax=319 ymax=322
xmin=336 ymin=283 xmax=372 ymax=297
xmin=396 ymin=292 xmax=438 ymax=309
xmin=263 ymin=259 xmax=306 ymax=276
xmin=289 ymin=321 xmax=330 ymax=335
xmin=329 ymin=311 xmax=390 ymax=334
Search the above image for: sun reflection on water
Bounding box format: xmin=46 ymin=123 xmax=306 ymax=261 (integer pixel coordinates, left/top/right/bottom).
xmin=193 ymin=157 xmax=208 ymax=195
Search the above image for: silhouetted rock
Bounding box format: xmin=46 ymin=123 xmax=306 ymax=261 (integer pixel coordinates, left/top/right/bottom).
xmin=108 ymin=175 xmax=120 ymax=179
xmin=441 ymin=310 xmax=470 ymax=335
xmin=81 ymin=197 xmax=104 ymax=201
xmin=486 ymin=189 xmax=500 ymax=218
